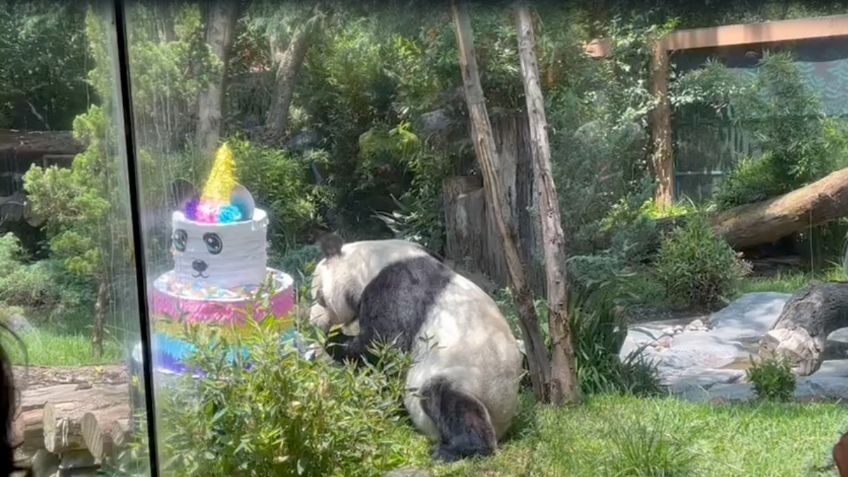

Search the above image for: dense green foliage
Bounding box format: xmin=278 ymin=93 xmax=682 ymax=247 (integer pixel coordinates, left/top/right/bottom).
xmin=0 ymin=234 xmax=93 ymax=328
xmin=706 ymin=53 xmax=838 ymax=208
xmin=747 ymin=355 xmax=797 ymax=402
xmin=656 ymin=214 xmax=749 ymax=307
xmin=0 ymin=1 xmax=89 ymax=129
xmin=498 ymin=284 xmax=661 ymax=396
xmin=155 ymin=323 xmax=423 ymax=477
xmin=229 ymin=138 xmax=323 ymax=250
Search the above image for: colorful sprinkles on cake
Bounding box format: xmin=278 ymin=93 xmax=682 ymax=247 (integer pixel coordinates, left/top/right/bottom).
xmin=185 ymin=143 xmax=245 ymax=224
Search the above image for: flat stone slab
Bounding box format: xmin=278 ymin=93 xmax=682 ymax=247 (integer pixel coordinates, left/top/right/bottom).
xmin=708 ymin=292 xmax=791 ymax=342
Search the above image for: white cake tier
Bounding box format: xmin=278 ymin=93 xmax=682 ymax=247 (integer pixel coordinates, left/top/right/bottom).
xmin=171 ymin=208 xmax=268 ymax=289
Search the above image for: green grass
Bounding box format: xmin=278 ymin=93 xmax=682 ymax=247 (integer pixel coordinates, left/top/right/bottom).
xmin=412 ymin=394 xmax=847 ymax=477
xmin=737 ymin=265 xmax=848 ymax=296
xmin=1 ymin=328 xmax=124 ymax=366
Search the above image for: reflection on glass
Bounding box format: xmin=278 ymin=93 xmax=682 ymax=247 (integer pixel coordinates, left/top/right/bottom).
xmin=1 ymin=1 xmax=150 ymax=475
xmin=126 ymin=1 xmax=848 ymax=476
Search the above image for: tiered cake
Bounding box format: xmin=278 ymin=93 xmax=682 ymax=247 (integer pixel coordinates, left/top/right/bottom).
xmin=149 ymin=143 xmax=296 ymax=374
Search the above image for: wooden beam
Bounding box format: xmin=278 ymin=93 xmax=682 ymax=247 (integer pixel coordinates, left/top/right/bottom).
xmin=649 ymin=39 xmax=673 ymax=208
xmin=661 ymin=14 xmax=848 ymax=51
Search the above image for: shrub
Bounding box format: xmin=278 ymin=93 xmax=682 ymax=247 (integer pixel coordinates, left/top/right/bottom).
xmin=228 ymin=137 xmax=322 ymax=252
xmin=497 ymin=284 xmax=660 ymax=397
xmin=655 ymin=213 xmax=749 ymax=307
xmin=714 ymin=154 xmax=785 ymax=209
xmin=747 ymin=354 xmax=796 ymax=402
xmin=156 ymin=321 xmax=424 ymax=477
xmin=0 ymin=234 xmax=95 ymax=323
xmin=570 ymin=288 xmax=660 ymax=397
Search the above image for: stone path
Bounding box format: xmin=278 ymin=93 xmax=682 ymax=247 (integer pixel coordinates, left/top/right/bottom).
xmin=619 ymin=292 xmax=848 ymax=402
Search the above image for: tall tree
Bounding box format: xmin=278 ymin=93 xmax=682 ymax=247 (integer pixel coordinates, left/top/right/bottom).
xmin=451 ymin=0 xmax=551 ymax=401
xmin=262 ymin=5 xmax=325 ymax=146
xmin=195 ymin=0 xmax=241 ymax=157
xmin=514 ymin=2 xmax=581 ymax=405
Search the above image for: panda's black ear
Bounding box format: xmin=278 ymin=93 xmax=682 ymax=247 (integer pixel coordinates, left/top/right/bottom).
xmin=318 ymin=233 xmax=344 ymax=258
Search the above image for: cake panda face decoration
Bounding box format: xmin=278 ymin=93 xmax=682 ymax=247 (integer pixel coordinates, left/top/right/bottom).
xmin=168 ymin=143 xmax=268 ymax=289
xmin=203 ymin=232 xmax=223 ymax=255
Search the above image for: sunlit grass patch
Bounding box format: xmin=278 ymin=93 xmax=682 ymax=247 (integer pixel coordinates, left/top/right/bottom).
xmin=1 ymin=328 xmax=123 ymax=366
xmin=424 ymin=394 xmax=846 ymax=477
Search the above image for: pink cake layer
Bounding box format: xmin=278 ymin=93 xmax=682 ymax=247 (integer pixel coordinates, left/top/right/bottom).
xmin=151 ymin=269 xmax=295 ymax=324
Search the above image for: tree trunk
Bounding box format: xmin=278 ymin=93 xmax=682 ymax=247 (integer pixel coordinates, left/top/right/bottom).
xmin=92 ymin=279 xmax=109 ymax=358
xmin=649 ymin=38 xmax=673 ymax=209
xmin=264 ymin=24 xmax=314 ymax=146
xmin=514 ymin=3 xmax=581 ymax=406
xmin=712 ymin=167 xmax=848 ymax=249
xmin=451 ymin=0 xmax=551 ymax=402
xmin=195 ymin=0 xmax=240 ymax=157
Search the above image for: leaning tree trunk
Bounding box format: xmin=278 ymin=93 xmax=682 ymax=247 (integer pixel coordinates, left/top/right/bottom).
xmin=514 ymin=2 xmax=580 ymax=406
xmin=195 ymin=0 xmax=240 ymax=158
xmin=451 ymin=0 xmax=551 ymax=402
xmin=712 ymin=167 xmax=848 ymax=249
xmin=92 ymin=278 xmax=110 ymax=358
xmin=264 ymin=24 xmax=314 ymax=146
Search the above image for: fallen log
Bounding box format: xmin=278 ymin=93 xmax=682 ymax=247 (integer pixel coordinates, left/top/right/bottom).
xmin=41 ymin=383 xmax=130 ymax=454
xmin=758 ymin=283 xmax=848 ymax=376
xmin=13 ymin=408 xmax=44 ymax=457
xmin=82 ymin=411 xmax=131 ymax=461
xmin=712 ymin=167 xmax=848 ymax=249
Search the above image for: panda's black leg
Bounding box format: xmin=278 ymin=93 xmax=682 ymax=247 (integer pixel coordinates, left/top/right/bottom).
xmin=419 ymin=377 xmax=497 ymax=462
xmin=324 ymin=328 xmax=377 ymax=366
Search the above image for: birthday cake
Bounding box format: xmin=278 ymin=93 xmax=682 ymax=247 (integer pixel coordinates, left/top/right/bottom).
xmin=148 ymin=143 xmax=296 ymax=374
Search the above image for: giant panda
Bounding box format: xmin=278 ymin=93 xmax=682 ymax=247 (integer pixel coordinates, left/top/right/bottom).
xmin=308 ymin=234 xmax=523 ymax=462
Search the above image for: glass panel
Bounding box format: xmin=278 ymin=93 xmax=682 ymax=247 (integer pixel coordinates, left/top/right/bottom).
xmin=124 ymin=2 xmax=848 ymax=476
xmin=1 ymin=1 xmax=151 ymax=475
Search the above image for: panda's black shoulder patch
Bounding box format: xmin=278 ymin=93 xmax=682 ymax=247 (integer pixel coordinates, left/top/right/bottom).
xmin=355 ymin=255 xmax=453 ymax=353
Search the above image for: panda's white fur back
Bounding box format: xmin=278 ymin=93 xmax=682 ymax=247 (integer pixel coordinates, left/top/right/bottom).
xmin=404 ymin=270 xmax=522 ymax=439
xmin=310 ymin=238 xmax=523 ymax=442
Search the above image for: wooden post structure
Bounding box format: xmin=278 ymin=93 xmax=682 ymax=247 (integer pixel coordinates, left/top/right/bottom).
xmin=451 ymin=0 xmax=551 ymax=401
xmin=649 ymin=38 xmax=673 ymax=210
xmin=637 ymin=15 xmax=848 ymax=209
xmin=514 ymin=2 xmax=580 ymax=405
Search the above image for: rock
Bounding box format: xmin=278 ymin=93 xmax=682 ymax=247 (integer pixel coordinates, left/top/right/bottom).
xmin=661 ymin=326 xmax=675 ymax=336
xmin=810 ymin=359 xmax=848 ymax=378
xmin=416 ymin=109 xmax=451 ymax=136
xmin=674 ymin=325 xmax=684 ymax=333
xmin=707 ymin=383 xmax=756 ymax=403
xmin=796 ymin=376 xmax=848 ymax=400
xmin=668 ymin=369 xmax=746 ymax=394
xmin=654 ymin=336 xmax=673 ymax=349
xmin=677 ymin=383 xmax=755 ymax=403
xmin=759 ymin=327 xmax=821 ymax=374
xmin=709 ymin=292 xmax=791 ymax=342
xmin=686 ymin=319 xmax=707 ymax=331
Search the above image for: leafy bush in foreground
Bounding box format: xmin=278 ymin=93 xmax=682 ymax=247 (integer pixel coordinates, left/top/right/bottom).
xmin=156 ymin=321 xmax=422 ymax=477
xmin=747 ymin=354 xmax=796 ymax=402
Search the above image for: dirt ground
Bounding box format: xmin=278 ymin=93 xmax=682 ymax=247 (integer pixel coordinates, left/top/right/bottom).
xmin=12 ymin=364 xmax=128 ymax=389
